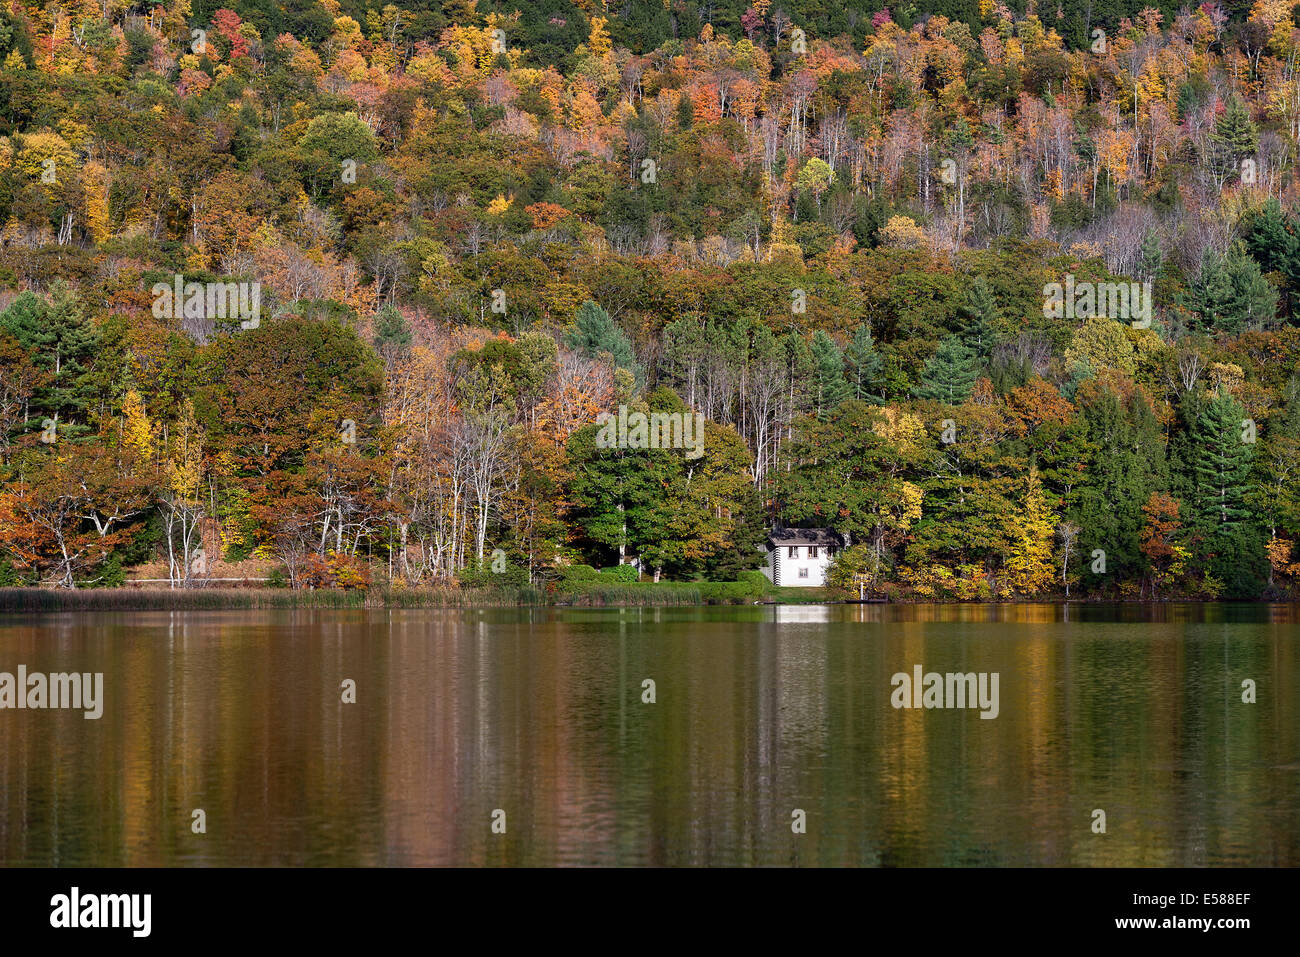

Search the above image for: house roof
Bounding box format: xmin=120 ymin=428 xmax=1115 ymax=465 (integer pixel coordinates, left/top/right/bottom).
xmin=768 ymin=528 xmax=841 ymax=547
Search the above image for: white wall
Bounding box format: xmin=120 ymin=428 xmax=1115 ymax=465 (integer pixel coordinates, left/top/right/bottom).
xmin=766 ymin=544 xmax=834 ymax=587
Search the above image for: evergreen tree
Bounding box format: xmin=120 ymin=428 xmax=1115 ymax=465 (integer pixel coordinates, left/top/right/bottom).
xmin=1186 ymin=247 xmax=1233 ymax=332
xmin=844 ymin=323 xmax=884 ymax=403
xmin=1138 ymin=228 xmax=1163 ymax=281
xmin=960 ymin=275 xmax=999 ymax=362
xmin=0 ymin=290 xmax=47 ymax=345
xmin=1209 ymin=97 xmax=1259 ymax=182
xmin=912 ymin=336 xmax=979 ymax=403
xmin=565 ymin=300 xmax=643 ymax=386
xmin=1243 ymin=199 xmax=1300 ymax=321
xmin=1225 ymin=243 xmax=1277 ymax=331
xmin=1071 ymin=389 xmax=1169 ymax=587
xmin=1243 ymin=199 xmax=1300 ymax=277
xmin=944 ymin=114 xmax=976 ymax=153
xmin=706 ymin=483 xmax=768 ymax=578
xmin=372 ymin=303 xmax=413 ymax=356
xmin=1186 ymin=244 xmax=1277 ymax=332
xmin=1190 ymin=390 xmax=1254 ymax=532
xmin=782 ymin=331 xmax=816 ymax=419
xmin=0 ymin=284 xmax=99 ymax=428
xmin=1187 ymin=389 xmax=1267 ymax=595
xmin=777 ymin=400 xmax=901 ymax=549
xmin=809 ymin=330 xmax=849 ymax=417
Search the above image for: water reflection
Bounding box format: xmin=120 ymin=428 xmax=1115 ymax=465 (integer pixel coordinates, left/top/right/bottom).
xmin=0 ymin=604 xmax=1295 ymax=866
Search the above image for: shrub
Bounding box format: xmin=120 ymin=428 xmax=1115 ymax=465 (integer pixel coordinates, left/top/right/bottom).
xmin=458 ymin=560 xmax=530 ymax=588
xmin=558 ymin=564 xmax=601 ymax=586
xmin=598 ymin=564 xmax=639 ymax=582
xmin=302 ymin=551 xmax=372 ymax=590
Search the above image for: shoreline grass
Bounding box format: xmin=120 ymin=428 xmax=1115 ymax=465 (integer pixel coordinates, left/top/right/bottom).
xmin=0 ymin=584 xmax=1284 ymax=614
xmin=0 ymin=581 xmax=762 ymax=612
xmin=0 ymin=586 xmax=533 ymax=612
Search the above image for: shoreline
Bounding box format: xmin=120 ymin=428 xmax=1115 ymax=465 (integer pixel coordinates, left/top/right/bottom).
xmin=0 ymin=586 xmax=1294 ymax=614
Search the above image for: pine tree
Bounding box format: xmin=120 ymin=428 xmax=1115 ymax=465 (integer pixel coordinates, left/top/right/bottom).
xmin=1222 ymin=243 xmax=1277 ymax=331
xmin=706 ymin=484 xmax=768 ymax=578
xmin=1244 ymin=199 xmax=1300 ymax=276
xmin=844 ymin=323 xmax=884 ymax=403
xmin=782 ymin=331 xmax=816 ymax=419
xmin=944 ymin=114 xmax=975 ymax=153
xmin=0 ymin=291 xmax=48 ymax=348
xmin=1139 ymin=228 xmax=1163 ymax=281
xmin=1187 ymin=389 xmax=1268 ymax=595
xmin=913 ymin=336 xmax=979 ymax=403
xmin=372 ymin=303 xmax=413 ymax=356
xmin=1185 ymin=244 xmax=1275 ymax=332
xmin=809 ymin=330 xmax=849 ymax=417
xmin=1186 ymin=247 xmax=1233 ymax=331
xmin=1073 ymin=389 xmax=1170 ymax=585
xmin=1244 ymin=199 xmax=1300 ymax=320
xmin=1209 ymin=98 xmax=1258 ymax=181
xmin=566 ymin=300 xmax=643 ymax=386
xmin=960 ymin=276 xmax=999 ymax=362
xmin=1191 ymin=390 xmax=1254 ymax=532
xmin=0 ymin=284 xmax=99 ymax=427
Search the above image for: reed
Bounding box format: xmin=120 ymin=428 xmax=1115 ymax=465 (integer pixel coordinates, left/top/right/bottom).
xmin=0 ymin=579 xmax=768 ymax=612
xmin=0 ymin=586 xmax=547 ymax=612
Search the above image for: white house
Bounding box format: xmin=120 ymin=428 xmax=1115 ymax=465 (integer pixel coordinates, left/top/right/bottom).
xmin=761 ymin=528 xmax=844 ymax=587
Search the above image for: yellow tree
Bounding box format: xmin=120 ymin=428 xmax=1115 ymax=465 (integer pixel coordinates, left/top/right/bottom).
xmin=160 ymin=399 xmax=207 ymax=587
xmin=1003 ymin=467 xmax=1058 ymax=597
xmin=121 ymin=390 xmax=155 ymax=468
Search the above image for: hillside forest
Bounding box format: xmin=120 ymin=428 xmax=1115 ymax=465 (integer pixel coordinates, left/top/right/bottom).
xmin=2 ymin=0 xmax=1300 ymax=599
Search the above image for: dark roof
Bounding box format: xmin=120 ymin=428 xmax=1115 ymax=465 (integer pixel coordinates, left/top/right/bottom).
xmin=768 ymin=528 xmax=841 ymax=547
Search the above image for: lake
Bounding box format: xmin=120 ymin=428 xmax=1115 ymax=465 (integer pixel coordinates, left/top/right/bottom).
xmin=0 ymin=603 xmax=1296 ymax=866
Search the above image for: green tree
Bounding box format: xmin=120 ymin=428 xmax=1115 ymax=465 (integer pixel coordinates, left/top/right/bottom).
xmin=1190 ymin=390 xmax=1255 ymax=532
xmin=565 ymin=300 xmax=643 ymax=386
xmin=778 ymin=400 xmax=905 ymax=550
xmin=1243 ymin=199 xmax=1300 ymax=321
xmin=0 ymin=284 xmax=99 ymax=432
xmin=1208 ymin=97 xmax=1258 ymax=183
xmin=1187 ymin=389 xmax=1266 ymax=595
xmin=960 ymin=275 xmax=999 ymax=362
xmin=373 ymin=303 xmax=413 ymax=357
xmin=1186 ymin=244 xmax=1277 ymax=333
xmin=913 ymin=336 xmax=979 ymax=403
xmin=844 ymin=323 xmax=884 ymax=403
xmin=1139 ymin=228 xmax=1163 ymax=281
xmin=566 ymin=388 xmax=748 ymax=579
xmin=809 ymin=330 xmax=849 ymax=417
xmin=1070 ymin=387 xmax=1169 ymax=589
xmin=296 ymin=111 xmax=380 ymax=199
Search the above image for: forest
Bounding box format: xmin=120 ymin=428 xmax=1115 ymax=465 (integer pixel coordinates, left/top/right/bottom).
xmin=1 ymin=0 xmax=1300 ymax=600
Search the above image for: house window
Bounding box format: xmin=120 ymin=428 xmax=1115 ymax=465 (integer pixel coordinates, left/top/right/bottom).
xmin=788 ymin=546 xmax=798 ymax=558
xmin=809 ymin=547 xmax=819 ymax=558
xmin=798 ymin=567 xmax=809 ymax=578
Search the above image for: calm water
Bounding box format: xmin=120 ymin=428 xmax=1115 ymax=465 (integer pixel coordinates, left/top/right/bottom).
xmin=0 ymin=603 xmax=1296 ymax=867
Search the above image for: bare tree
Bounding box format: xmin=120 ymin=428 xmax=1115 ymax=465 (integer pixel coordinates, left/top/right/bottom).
xmin=1057 ymin=521 xmax=1082 ymax=597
